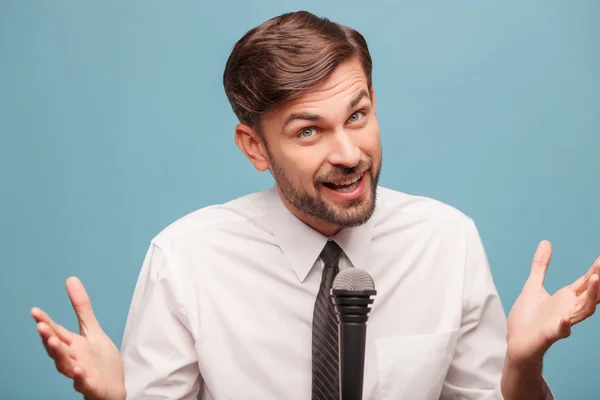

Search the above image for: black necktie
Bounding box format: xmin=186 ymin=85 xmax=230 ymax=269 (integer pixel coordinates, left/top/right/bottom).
xmin=312 ymin=240 xmax=343 ymax=400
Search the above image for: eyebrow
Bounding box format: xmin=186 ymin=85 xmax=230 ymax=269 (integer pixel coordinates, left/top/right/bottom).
xmin=281 ymin=89 xmax=371 ymax=131
xmin=348 ymin=89 xmax=370 ymax=111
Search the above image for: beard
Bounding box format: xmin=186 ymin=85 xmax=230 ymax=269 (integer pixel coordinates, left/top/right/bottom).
xmin=269 ymin=153 xmax=382 ymax=228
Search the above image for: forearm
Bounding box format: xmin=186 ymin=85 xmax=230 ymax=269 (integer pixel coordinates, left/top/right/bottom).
xmin=500 ymin=355 xmax=546 ymax=400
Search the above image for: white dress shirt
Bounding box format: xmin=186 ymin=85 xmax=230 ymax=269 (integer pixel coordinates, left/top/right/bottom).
xmin=120 ymin=185 xmax=552 ymax=399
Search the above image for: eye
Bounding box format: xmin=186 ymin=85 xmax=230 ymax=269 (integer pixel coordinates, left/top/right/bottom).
xmin=298 ymin=127 xmax=318 ymax=138
xmin=348 ymin=111 xmax=365 ymax=123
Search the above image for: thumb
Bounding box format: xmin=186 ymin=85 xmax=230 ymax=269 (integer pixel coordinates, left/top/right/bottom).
xmin=65 ymin=276 xmax=101 ymax=334
xmin=527 ymin=240 xmax=552 ymax=289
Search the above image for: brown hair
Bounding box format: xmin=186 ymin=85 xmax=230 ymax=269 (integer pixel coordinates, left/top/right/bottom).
xmin=223 ymin=11 xmax=373 ymax=131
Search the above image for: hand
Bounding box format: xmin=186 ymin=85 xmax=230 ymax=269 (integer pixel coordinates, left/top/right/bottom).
xmin=31 ymin=277 xmax=125 ymax=400
xmin=506 ymin=240 xmax=600 ymax=365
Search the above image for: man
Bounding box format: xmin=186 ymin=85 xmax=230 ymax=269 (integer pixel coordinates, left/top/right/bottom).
xmin=31 ymin=11 xmax=599 ymax=400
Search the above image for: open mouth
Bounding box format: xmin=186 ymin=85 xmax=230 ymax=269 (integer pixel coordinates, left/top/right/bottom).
xmin=322 ymin=174 xmax=364 ymax=193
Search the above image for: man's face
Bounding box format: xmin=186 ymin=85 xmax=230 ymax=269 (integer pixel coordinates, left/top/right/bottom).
xmin=259 ymin=58 xmax=382 ymax=231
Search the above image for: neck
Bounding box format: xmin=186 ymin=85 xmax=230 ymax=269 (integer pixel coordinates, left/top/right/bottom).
xmin=277 ymin=189 xmax=342 ymax=238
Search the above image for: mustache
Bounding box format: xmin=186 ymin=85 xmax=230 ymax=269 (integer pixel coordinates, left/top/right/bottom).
xmin=316 ymin=159 xmax=372 ymax=183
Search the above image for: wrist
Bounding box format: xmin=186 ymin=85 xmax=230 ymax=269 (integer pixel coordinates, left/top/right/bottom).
xmin=505 ymin=352 xmax=543 ymax=373
xmin=104 ymin=387 xmax=126 ymax=400
xmin=501 ymin=354 xmax=545 ymax=400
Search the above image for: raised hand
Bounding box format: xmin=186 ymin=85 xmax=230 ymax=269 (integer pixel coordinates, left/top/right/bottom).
xmin=506 ymin=240 xmax=600 ymax=364
xmin=31 ymin=277 xmax=125 ymax=400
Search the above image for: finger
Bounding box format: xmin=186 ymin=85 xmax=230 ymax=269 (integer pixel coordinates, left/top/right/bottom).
xmin=47 ymin=336 xmax=75 ymax=377
xmin=72 ymin=365 xmax=88 ymax=394
xmin=36 ymin=322 xmax=57 ymax=358
xmin=583 ymin=274 xmax=599 ymax=315
xmin=73 ymin=366 xmax=104 ymax=399
xmin=541 ymin=314 xmax=571 ymax=347
xmin=572 ymin=274 xmax=599 ymax=324
xmin=37 ymin=322 xmax=71 ymax=356
xmin=73 ymin=377 xmax=86 ymax=395
xmin=31 ymin=307 xmax=74 ymax=344
xmin=72 ymin=364 xmax=85 ymax=381
xmin=527 ymin=240 xmax=552 ymax=288
xmin=558 ymin=315 xmax=571 ymax=339
xmin=571 ymin=256 xmax=600 ymax=296
xmin=574 ymin=268 xmax=600 ymax=306
xmin=65 ymin=277 xmax=100 ymax=333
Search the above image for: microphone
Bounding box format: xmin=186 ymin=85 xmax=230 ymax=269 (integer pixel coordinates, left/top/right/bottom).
xmin=331 ymin=269 xmax=376 ymax=400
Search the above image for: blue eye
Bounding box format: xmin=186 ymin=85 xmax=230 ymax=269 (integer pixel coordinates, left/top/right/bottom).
xmin=298 ymin=127 xmax=317 ymax=138
xmin=348 ymin=111 xmax=364 ymax=123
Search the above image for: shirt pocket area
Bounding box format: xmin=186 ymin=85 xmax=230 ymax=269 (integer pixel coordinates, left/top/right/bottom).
xmin=375 ymin=329 xmax=459 ymax=400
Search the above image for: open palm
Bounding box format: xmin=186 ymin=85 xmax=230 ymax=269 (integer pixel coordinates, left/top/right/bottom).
xmin=31 ymin=277 xmax=125 ymax=400
xmin=507 ymin=240 xmax=600 ymax=364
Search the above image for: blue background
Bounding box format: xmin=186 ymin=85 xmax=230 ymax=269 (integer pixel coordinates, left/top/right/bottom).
xmin=1 ymin=1 xmax=598 ymax=398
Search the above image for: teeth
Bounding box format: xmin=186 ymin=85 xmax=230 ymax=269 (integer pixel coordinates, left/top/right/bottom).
xmin=331 ymin=174 xmax=363 ymax=186
xmin=336 ymin=181 xmax=359 ymax=192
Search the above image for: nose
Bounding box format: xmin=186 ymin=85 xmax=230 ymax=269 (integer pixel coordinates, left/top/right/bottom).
xmin=327 ymin=129 xmax=361 ymax=168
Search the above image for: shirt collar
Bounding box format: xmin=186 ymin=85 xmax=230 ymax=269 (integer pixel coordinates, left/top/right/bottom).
xmin=266 ymin=184 xmax=375 ymax=283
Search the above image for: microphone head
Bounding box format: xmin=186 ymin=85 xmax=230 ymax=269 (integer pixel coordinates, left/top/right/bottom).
xmin=332 ymin=268 xmax=375 ymax=291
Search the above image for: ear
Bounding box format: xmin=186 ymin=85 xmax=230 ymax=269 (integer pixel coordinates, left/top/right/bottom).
xmin=234 ymin=124 xmax=270 ymax=172
xmin=370 ymin=86 xmax=377 ymax=114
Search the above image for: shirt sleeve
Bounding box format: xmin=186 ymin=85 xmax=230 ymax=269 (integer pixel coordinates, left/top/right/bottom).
xmin=120 ymin=243 xmax=202 ymax=399
xmin=440 ymin=219 xmax=554 ymax=400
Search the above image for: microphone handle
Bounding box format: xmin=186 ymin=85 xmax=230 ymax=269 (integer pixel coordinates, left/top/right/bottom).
xmin=339 ymin=321 xmax=367 ymax=400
